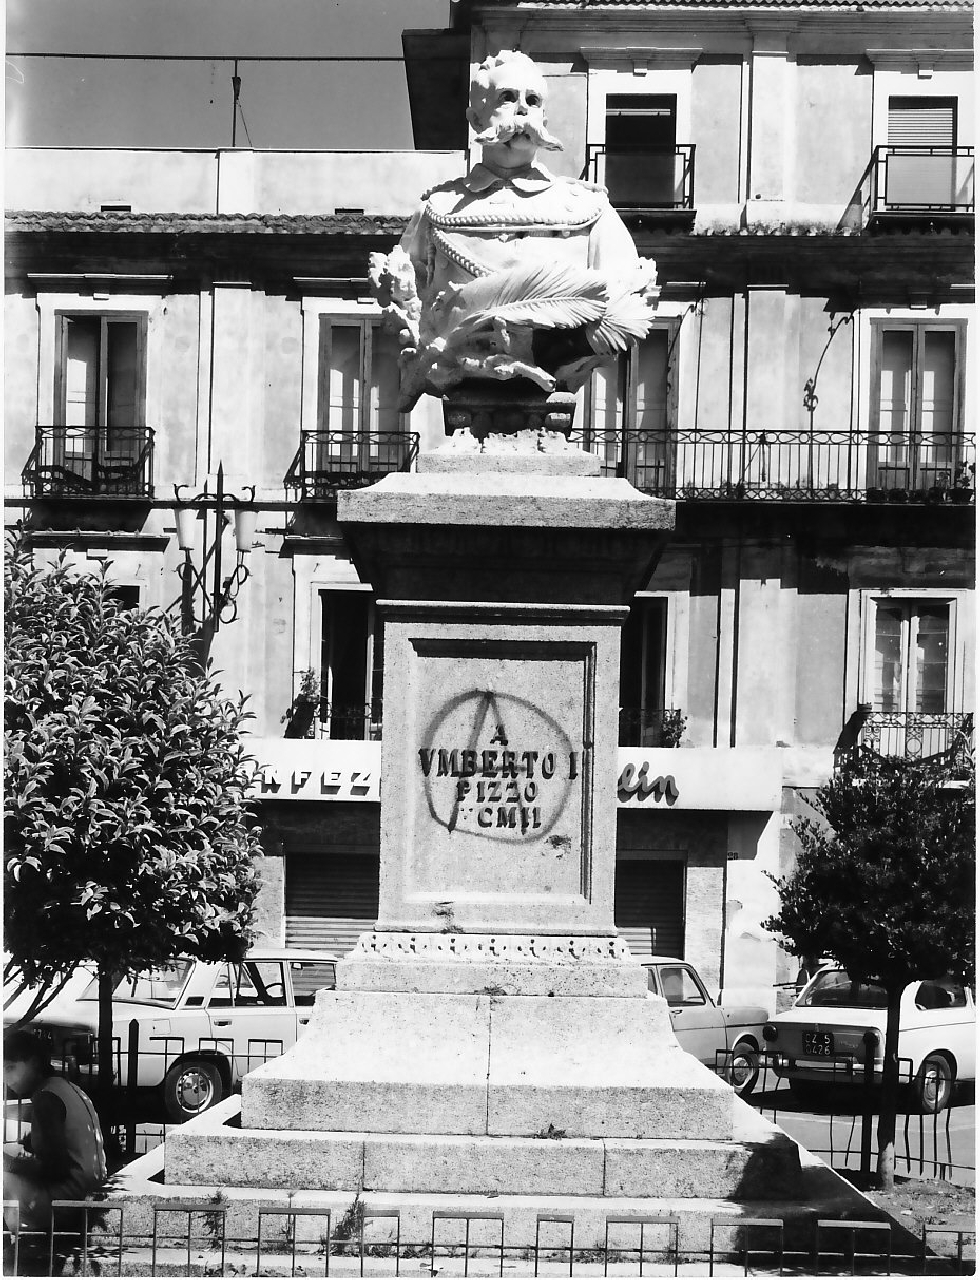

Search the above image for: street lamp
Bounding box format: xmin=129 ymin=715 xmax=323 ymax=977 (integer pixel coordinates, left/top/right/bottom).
xmin=174 ymin=461 xmax=256 ymax=634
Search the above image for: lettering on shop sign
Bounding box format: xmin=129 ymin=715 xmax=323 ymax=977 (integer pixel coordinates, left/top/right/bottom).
xmin=617 ymin=761 xmax=679 ymax=806
xmin=256 ymin=768 xmax=374 ymax=799
xmin=419 ymin=690 xmax=581 ymax=843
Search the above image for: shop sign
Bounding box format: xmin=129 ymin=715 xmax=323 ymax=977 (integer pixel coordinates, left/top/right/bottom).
xmin=248 ymin=739 xmax=380 ymax=802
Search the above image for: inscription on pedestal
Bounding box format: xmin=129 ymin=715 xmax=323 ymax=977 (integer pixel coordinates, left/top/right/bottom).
xmin=406 ymin=642 xmax=593 ymax=910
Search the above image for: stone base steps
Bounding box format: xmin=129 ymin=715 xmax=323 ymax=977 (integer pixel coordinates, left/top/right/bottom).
xmin=165 ymin=1098 xmax=803 ymax=1201
xmin=106 ymin=1099 xmax=886 ymax=1258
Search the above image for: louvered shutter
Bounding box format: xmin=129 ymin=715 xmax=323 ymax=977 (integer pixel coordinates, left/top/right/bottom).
xmin=614 ymin=860 xmax=685 ymax=957
xmin=285 ymin=853 xmax=380 ymax=954
xmin=887 ymin=98 xmax=956 ymax=147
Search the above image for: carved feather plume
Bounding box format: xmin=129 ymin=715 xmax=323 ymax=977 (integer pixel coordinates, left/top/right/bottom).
xmin=442 ymin=263 xmax=608 ymax=333
xmin=586 ymin=287 xmax=657 ymax=355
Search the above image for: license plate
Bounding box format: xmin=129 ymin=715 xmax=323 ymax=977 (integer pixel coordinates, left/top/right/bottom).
xmin=803 ymin=1031 xmax=834 ymax=1057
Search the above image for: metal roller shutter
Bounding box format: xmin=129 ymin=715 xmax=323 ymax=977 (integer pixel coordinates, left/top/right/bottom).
xmin=887 ymin=98 xmax=956 ymax=147
xmin=614 ymin=859 xmax=685 ymax=957
xmin=285 ymin=853 xmax=380 ymax=954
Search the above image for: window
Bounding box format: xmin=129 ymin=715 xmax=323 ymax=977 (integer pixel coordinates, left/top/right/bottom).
xmin=604 ymin=94 xmax=680 ymax=208
xmin=657 ymin=965 xmax=706 ymax=1007
xmin=588 ymin=324 xmax=677 ymax=491
xmin=316 ymin=317 xmax=402 ymax=475
xmin=870 ymin=321 xmax=964 ymax=493
xmin=290 ymin=960 xmax=338 ymax=1006
xmin=49 ymin=312 xmax=148 ymax=491
xmin=620 ymin=599 xmax=667 ymax=746
xmin=873 ymin=602 xmax=949 ymax=716
xmin=320 ymin=589 xmax=382 ymax=740
xmin=208 ymin=961 xmax=288 ymax=1009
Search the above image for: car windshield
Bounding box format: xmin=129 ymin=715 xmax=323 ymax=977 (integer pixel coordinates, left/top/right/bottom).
xmin=798 ymin=969 xmax=888 ymax=1010
xmin=78 ymin=961 xmax=194 ymax=1008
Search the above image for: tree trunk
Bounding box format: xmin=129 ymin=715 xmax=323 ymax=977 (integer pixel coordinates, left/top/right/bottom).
xmin=96 ymin=967 xmax=116 ymax=1151
xmin=876 ymin=984 xmax=904 ymax=1190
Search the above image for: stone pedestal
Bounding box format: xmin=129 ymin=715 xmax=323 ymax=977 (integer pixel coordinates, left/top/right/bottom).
xmin=146 ymin=428 xmax=883 ymax=1244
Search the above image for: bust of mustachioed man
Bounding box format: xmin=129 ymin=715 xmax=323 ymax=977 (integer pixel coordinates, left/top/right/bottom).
xmin=370 ymin=50 xmax=659 ymax=412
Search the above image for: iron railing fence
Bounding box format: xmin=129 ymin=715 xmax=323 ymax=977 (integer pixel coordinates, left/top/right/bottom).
xmin=584 ymin=143 xmax=696 ymax=212
xmin=22 ymin=426 xmax=155 ymax=499
xmin=722 ymin=1049 xmax=976 ymax=1188
xmin=284 ymin=430 xmax=419 ymax=500
xmin=870 ymin=145 xmax=975 ymax=218
xmin=858 ymin=711 xmax=974 ymax=767
xmin=313 ymin=700 xmax=383 ymax=742
xmin=2 ymin=1196 xmax=973 ymax=1276
xmin=570 ymin=425 xmax=976 ymax=504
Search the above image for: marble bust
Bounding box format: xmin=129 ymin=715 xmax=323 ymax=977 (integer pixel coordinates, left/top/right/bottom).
xmin=370 ymin=50 xmax=659 ymax=409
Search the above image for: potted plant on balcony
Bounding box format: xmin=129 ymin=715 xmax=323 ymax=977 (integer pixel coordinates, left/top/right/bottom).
xmin=950 ymin=462 xmax=975 ymax=504
xmin=659 ymin=709 xmax=687 ymax=748
xmin=282 ymin=669 xmax=320 ymax=740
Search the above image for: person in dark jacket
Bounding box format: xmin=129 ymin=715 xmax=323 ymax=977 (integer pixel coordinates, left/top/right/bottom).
xmin=3 ymin=1030 xmax=106 ymax=1232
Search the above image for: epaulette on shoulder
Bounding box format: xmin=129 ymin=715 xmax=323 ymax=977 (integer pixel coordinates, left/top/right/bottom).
xmin=421 ymin=177 xmax=466 ymax=202
xmin=574 ymin=177 xmax=610 ymax=196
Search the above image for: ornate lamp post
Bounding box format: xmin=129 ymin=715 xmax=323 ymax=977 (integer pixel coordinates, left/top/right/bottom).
xmin=174 ymin=462 xmax=256 ymax=651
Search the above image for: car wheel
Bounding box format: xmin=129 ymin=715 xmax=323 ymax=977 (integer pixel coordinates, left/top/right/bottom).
xmin=163 ymin=1058 xmax=224 ymax=1122
xmin=729 ymin=1042 xmax=760 ymax=1098
xmin=914 ymin=1054 xmax=954 ymax=1114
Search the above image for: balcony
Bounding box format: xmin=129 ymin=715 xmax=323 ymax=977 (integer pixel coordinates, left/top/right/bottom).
xmin=284 ymin=431 xmax=419 ymax=501
xmin=22 ymin=426 xmax=154 ymax=499
xmin=868 ymin=146 xmax=974 ymax=227
xmin=316 ymin=701 xmax=383 ymax=743
xmin=584 ymin=144 xmax=696 ymax=224
xmin=837 ymin=709 xmax=974 ymax=783
xmin=574 ymin=425 xmax=976 ymax=504
xmin=619 ymin=707 xmax=686 ymax=749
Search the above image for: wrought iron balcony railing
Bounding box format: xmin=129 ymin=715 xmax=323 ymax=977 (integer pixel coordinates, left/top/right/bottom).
xmin=22 ymin=426 xmax=155 ymax=499
xmin=284 ymin=430 xmax=419 ymax=500
xmin=836 ymin=710 xmax=975 ymax=782
xmin=619 ymin=707 xmax=687 ymax=749
xmin=584 ymin=144 xmax=696 ymax=213
xmin=869 ymin=145 xmax=974 ymax=220
xmin=315 ymin=701 xmax=383 ymax=742
xmin=572 ymin=425 xmax=975 ymax=504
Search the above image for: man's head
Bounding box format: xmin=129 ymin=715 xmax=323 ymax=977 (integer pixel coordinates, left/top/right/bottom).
xmin=467 ymin=50 xmax=563 ymax=171
xmin=3 ymin=1029 xmax=53 ymax=1097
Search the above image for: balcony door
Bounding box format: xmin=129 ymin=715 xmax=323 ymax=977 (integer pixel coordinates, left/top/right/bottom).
xmin=886 ymin=97 xmax=957 ymax=209
xmin=872 ymin=601 xmax=951 ymax=757
xmin=54 ymin=314 xmax=145 ymax=488
xmin=870 ymin=321 xmax=962 ymax=494
xmin=605 ymin=94 xmax=679 ymax=208
xmin=320 ymin=589 xmax=382 ymax=741
xmin=588 ymin=324 xmax=676 ymax=492
xmin=619 ymin=598 xmax=668 ymax=746
xmin=317 ymin=318 xmax=402 ymax=481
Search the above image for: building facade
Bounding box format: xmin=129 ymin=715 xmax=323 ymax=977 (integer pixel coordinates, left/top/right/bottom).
xmin=5 ymin=0 xmax=973 ymax=1010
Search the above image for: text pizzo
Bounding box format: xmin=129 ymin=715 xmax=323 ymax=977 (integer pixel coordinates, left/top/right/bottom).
xmin=418 ymin=748 xmax=579 ymax=782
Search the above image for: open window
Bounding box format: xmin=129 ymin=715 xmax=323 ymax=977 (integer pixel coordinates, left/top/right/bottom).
xmin=587 ymin=322 xmax=678 ymax=493
xmin=315 ymin=317 xmax=403 ymax=480
xmin=319 ymin=589 xmax=383 ymax=740
xmin=869 ymin=320 xmax=965 ymax=495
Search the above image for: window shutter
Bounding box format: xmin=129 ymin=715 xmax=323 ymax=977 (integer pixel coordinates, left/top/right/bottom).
xmin=285 ymin=852 xmax=380 ymax=954
xmin=887 ymin=98 xmax=956 ymax=147
xmin=614 ymin=859 xmax=685 ymax=957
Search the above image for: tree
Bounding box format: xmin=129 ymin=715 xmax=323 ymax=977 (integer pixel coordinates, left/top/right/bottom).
xmin=765 ymin=745 xmax=974 ymax=1189
xmin=4 ymin=532 xmax=262 ymax=1125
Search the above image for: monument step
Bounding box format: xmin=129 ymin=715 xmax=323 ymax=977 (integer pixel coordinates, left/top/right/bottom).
xmin=116 ymin=1127 xmax=882 ymax=1258
xmin=240 ymin=988 xmax=736 ymax=1142
xmin=165 ymin=1099 xmax=803 ymax=1202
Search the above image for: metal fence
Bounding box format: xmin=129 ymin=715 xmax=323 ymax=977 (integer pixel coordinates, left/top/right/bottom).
xmin=2 ymin=1197 xmax=975 ymax=1277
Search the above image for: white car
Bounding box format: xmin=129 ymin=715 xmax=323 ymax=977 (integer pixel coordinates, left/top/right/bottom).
xmin=14 ymin=949 xmax=338 ymax=1122
xmin=638 ymin=955 xmax=768 ymax=1097
xmin=763 ymin=967 xmax=976 ymax=1112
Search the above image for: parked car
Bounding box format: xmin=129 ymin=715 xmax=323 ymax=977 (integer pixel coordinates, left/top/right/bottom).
xmin=15 ymin=949 xmax=338 ymax=1122
xmin=763 ymin=967 xmax=976 ymax=1112
xmin=638 ymin=956 xmax=768 ymax=1097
